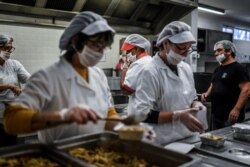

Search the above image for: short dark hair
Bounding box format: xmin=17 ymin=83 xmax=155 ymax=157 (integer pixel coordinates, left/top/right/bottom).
xmin=0 ymin=35 xmax=13 ymax=48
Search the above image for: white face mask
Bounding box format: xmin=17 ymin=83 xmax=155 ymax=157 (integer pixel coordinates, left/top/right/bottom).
xmin=78 ymin=45 xmax=104 ymax=67
xmin=216 ymin=54 xmax=226 ymax=63
xmin=0 ymin=51 xmax=10 ymax=61
xmin=127 ymin=53 xmax=136 ymax=63
xmin=166 ymin=49 xmax=185 ymax=65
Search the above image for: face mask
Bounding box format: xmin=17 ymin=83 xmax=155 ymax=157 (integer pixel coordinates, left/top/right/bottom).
xmin=0 ymin=51 xmax=10 ymax=61
xmin=216 ymin=54 xmax=226 ymax=63
xmin=166 ymin=49 xmax=185 ymax=65
xmin=127 ymin=53 xmax=136 ymax=63
xmin=78 ymin=45 xmax=104 ymax=67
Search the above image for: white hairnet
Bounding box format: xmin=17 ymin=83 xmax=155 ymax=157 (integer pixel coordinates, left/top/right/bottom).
xmin=156 ymin=21 xmax=196 ymax=46
xmin=122 ymin=34 xmax=151 ymax=51
xmin=214 ymin=40 xmax=237 ymax=54
xmin=59 ymin=11 xmax=115 ymax=50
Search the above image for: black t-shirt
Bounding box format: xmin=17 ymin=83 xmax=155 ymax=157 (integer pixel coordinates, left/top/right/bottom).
xmin=211 ymin=62 xmax=250 ymax=121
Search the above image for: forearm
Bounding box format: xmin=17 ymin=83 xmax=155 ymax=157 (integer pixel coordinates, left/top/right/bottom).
xmin=206 ymin=84 xmax=213 ymax=96
xmin=120 ymin=69 xmax=134 ymax=95
xmin=158 ymin=111 xmax=173 ymax=123
xmin=233 ymin=86 xmax=250 ymax=112
xmin=4 ymin=103 xmax=63 ymax=134
xmin=31 ymin=111 xmax=65 ymax=131
xmin=0 ymin=84 xmax=13 ymax=91
xmin=120 ymin=68 xmax=127 ymax=87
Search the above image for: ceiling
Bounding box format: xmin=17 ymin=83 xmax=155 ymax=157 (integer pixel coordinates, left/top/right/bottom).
xmin=0 ymin=0 xmax=197 ymax=35
xmin=199 ymin=0 xmax=250 ymax=23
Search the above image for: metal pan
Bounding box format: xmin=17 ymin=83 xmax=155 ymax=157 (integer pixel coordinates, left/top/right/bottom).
xmin=0 ymin=143 xmax=88 ymax=167
xmin=54 ymin=131 xmax=199 ymax=167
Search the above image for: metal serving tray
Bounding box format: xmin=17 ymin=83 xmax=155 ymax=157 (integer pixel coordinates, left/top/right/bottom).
xmin=232 ymin=123 xmax=250 ymax=134
xmin=0 ymin=143 xmax=88 ymax=167
xmin=54 ymin=131 xmax=199 ymax=167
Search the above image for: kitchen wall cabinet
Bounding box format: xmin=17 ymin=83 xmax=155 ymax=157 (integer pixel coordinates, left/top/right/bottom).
xmin=198 ymin=28 xmax=233 ymax=54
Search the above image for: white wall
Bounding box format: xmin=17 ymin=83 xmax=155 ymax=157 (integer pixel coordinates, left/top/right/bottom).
xmin=0 ymin=22 xmax=128 ymax=74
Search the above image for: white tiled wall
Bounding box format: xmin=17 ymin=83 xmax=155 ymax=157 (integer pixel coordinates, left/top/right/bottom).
xmin=0 ymin=23 xmax=127 ymax=74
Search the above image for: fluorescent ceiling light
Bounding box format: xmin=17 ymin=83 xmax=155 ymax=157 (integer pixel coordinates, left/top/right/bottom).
xmin=198 ymin=4 xmax=225 ymax=15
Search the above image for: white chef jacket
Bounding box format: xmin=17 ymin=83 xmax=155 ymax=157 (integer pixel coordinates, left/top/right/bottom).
xmin=123 ymin=54 xmax=152 ymax=115
xmin=15 ymin=56 xmax=113 ymax=143
xmin=135 ymin=54 xmax=197 ymax=144
xmin=0 ymin=59 xmax=30 ymax=120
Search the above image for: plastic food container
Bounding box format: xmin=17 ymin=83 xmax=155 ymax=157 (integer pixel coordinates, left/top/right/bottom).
xmin=232 ymin=123 xmax=250 ymax=134
xmin=118 ymin=125 xmax=145 ymax=141
xmin=200 ymin=133 xmax=225 ymax=148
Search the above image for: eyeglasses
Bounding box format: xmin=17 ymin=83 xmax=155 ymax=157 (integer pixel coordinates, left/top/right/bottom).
xmin=87 ymin=39 xmax=110 ymax=50
xmin=174 ymin=44 xmax=193 ymax=54
xmin=169 ymin=41 xmax=193 ymax=54
xmin=2 ymin=46 xmax=15 ymax=53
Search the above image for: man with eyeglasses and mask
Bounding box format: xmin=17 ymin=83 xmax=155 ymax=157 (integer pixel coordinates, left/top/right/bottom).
xmin=201 ymin=40 xmax=250 ymax=130
xmin=134 ymin=21 xmax=207 ymax=144
xmin=3 ymin=11 xmax=119 ymax=144
xmin=0 ymin=35 xmax=30 ymax=146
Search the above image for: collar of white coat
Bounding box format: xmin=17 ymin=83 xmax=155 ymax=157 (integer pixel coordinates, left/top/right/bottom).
xmin=59 ymin=56 xmax=91 ymax=87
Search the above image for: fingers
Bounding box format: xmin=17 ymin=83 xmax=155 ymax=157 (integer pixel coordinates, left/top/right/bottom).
xmin=182 ymin=114 xmax=203 ymax=132
xmin=67 ymin=106 xmax=100 ymax=124
xmin=228 ymin=112 xmax=238 ymax=123
xmin=201 ymin=94 xmax=206 ymax=102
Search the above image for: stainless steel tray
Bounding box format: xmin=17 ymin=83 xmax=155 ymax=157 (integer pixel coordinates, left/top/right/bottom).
xmin=0 ymin=143 xmax=87 ymax=167
xmin=233 ymin=132 xmax=250 ymax=142
xmin=232 ymin=123 xmax=250 ymax=134
xmin=54 ymin=131 xmax=199 ymax=167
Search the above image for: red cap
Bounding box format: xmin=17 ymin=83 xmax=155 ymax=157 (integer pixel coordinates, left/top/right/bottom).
xmin=121 ymin=42 xmax=134 ymax=51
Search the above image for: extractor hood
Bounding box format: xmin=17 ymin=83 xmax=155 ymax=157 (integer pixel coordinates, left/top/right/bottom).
xmin=0 ymin=0 xmax=197 ymax=35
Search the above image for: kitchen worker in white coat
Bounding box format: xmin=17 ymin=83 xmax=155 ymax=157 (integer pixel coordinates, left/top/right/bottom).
xmin=3 ymin=11 xmax=119 ymax=144
xmin=134 ymin=21 xmax=207 ymax=144
xmin=120 ymin=34 xmax=152 ymax=115
xmin=0 ymin=35 xmax=30 ymax=146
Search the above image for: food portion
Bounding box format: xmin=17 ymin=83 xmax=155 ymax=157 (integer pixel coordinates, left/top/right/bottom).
xmin=118 ymin=125 xmax=145 ymax=141
xmin=69 ymin=147 xmax=155 ymax=167
xmin=200 ymin=133 xmax=225 ymax=147
xmin=202 ymin=134 xmax=224 ymax=141
xmin=0 ymin=155 xmax=62 ymax=167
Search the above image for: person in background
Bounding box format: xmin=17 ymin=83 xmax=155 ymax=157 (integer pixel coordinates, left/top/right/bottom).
xmin=115 ymin=54 xmax=127 ymax=71
xmin=201 ymin=40 xmax=250 ymax=130
xmin=3 ymin=11 xmax=119 ymax=144
xmin=134 ymin=21 xmax=207 ymax=144
xmin=0 ymin=35 xmax=30 ymax=146
xmin=120 ymin=34 xmax=152 ymax=115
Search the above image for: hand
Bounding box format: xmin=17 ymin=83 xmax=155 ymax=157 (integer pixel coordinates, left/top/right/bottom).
xmin=173 ymin=108 xmax=203 ymax=132
xmin=201 ymin=93 xmax=208 ymax=102
xmin=60 ymin=105 xmax=100 ymax=124
xmin=228 ymin=108 xmax=240 ymax=123
xmin=192 ymin=101 xmax=207 ymax=111
xmin=9 ymin=84 xmax=22 ymax=96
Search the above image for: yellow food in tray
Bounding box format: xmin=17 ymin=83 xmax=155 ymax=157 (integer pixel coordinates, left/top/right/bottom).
xmin=69 ymin=147 xmax=153 ymax=167
xmin=203 ymin=134 xmax=224 ymax=141
xmin=200 ymin=133 xmax=225 ymax=147
xmin=0 ymin=155 xmax=61 ymax=167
